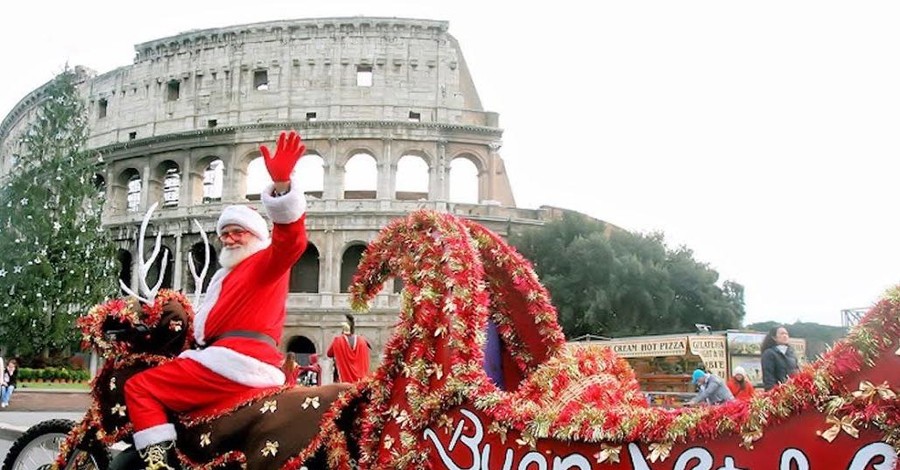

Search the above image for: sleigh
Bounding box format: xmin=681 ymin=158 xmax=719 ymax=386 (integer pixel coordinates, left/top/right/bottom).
xmin=4 ymin=210 xmax=898 ymax=470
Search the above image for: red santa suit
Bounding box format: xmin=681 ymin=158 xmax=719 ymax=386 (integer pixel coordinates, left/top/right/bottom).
xmin=327 ymin=333 xmax=371 ymax=383
xmin=124 ymin=183 xmax=307 ymax=450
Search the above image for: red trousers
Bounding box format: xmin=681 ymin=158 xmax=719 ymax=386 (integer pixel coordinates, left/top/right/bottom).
xmin=124 ymin=357 xmax=280 ymax=432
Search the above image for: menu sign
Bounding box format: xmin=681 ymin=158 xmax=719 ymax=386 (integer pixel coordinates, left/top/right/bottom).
xmin=604 ymin=338 xmax=687 ymax=358
xmin=689 ymin=336 xmax=728 ymax=378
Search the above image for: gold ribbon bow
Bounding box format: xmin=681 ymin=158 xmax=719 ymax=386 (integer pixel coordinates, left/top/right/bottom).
xmin=819 ymin=415 xmax=859 ymax=442
xmin=594 ymin=444 xmax=622 ymax=464
xmin=648 ymin=442 xmax=673 ymax=462
xmin=852 ymin=381 xmax=897 ymax=401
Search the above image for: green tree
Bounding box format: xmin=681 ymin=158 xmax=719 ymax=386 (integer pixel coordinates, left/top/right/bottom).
xmin=0 ymin=69 xmax=117 ymax=359
xmin=510 ymin=211 xmax=745 ymax=337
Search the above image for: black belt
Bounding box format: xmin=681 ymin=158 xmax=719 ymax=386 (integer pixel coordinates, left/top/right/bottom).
xmin=203 ymin=330 xmax=276 ymax=348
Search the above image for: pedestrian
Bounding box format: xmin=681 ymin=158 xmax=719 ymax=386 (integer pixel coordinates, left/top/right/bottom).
xmin=687 ymin=368 xmax=734 ymax=405
xmin=123 ymin=130 xmax=310 ymax=470
xmin=760 ymin=325 xmax=800 ymax=391
xmin=2 ymin=359 xmax=19 ymax=408
xmin=726 ymin=366 xmax=756 ymax=400
xmin=327 ymin=314 xmax=370 ymax=383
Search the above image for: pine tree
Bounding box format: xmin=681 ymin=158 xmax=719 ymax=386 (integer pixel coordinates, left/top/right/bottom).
xmin=0 ymin=69 xmax=117 ymax=359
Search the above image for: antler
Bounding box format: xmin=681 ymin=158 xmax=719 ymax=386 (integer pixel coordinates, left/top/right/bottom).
xmin=119 ymin=202 xmax=169 ymax=304
xmin=187 ymin=219 xmax=211 ymax=305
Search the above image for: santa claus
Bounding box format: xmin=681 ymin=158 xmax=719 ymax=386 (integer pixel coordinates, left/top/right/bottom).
xmin=124 ymin=130 xmax=309 ymax=470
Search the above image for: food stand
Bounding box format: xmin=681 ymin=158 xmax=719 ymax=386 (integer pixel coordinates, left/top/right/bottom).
xmin=570 ymin=331 xmax=806 ymax=406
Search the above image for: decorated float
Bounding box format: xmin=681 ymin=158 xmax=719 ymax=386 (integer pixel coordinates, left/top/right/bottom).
xmin=3 ymin=210 xmax=898 ymax=470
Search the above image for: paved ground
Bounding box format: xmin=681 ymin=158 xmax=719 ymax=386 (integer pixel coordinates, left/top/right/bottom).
xmin=0 ymin=391 xmax=90 ymax=462
xmin=0 ymin=390 xmax=90 ymax=413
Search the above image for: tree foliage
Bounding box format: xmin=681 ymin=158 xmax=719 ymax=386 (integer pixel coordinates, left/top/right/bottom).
xmin=509 ymin=212 xmax=745 ymax=337
xmin=0 ymin=69 xmax=117 ymax=358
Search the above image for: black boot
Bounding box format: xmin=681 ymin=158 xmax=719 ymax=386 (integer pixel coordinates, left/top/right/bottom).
xmin=138 ymin=440 xmax=179 ymax=470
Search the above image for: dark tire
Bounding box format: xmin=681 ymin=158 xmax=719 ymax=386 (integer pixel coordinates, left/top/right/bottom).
xmin=2 ymin=419 xmax=110 ymax=470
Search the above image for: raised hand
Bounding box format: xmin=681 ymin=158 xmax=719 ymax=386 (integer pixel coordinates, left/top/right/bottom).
xmin=260 ymin=130 xmax=306 ymax=183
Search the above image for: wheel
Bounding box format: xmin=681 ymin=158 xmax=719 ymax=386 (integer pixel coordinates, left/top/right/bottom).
xmin=2 ymin=419 xmax=110 ymax=470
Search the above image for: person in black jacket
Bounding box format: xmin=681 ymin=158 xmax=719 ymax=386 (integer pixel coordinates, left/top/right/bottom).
xmin=760 ymin=326 xmax=799 ymax=390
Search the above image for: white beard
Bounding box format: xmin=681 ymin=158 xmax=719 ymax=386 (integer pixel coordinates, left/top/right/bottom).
xmin=219 ymin=237 xmax=270 ymax=269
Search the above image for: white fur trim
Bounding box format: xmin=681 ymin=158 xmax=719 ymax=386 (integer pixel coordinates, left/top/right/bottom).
xmin=261 ymin=177 xmax=307 ymax=224
xmin=193 ymin=268 xmax=227 ymax=346
xmin=217 ymin=205 xmax=270 ymax=241
xmin=179 ymin=347 xmax=286 ymax=387
xmin=134 ymin=423 xmax=176 ymax=449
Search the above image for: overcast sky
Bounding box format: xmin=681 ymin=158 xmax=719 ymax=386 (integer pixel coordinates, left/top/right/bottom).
xmin=2 ymin=0 xmax=898 ymax=327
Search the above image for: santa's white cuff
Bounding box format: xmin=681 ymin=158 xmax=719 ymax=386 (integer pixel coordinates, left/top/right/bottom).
xmin=262 ymin=177 xmax=306 ymax=225
xmin=179 ymin=347 xmax=286 ymax=387
xmin=134 ymin=423 xmax=176 ymax=449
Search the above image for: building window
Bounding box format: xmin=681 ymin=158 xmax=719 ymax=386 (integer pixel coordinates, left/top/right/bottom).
xmin=408 ymin=111 xmax=421 ymax=122
xmin=163 ymin=168 xmax=180 ymax=207
xmin=306 ymin=112 xmax=317 ymax=122
xmin=254 ymin=70 xmax=269 ymax=91
xmin=203 ymin=160 xmax=224 ymax=203
xmin=127 ymin=174 xmax=142 ymax=213
xmin=356 ymin=65 xmax=373 ymax=87
xmin=98 ymin=99 xmax=108 ymax=119
xmin=207 ymin=119 xmax=218 ymax=128
xmin=166 ymin=80 xmax=180 ymax=101
xmin=128 ymin=132 xmax=137 ymax=141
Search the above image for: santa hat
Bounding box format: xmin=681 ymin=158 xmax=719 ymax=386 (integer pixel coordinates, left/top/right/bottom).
xmin=216 ymin=205 xmax=269 ymax=241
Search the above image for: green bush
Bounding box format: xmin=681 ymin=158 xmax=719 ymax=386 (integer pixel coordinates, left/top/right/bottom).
xmin=18 ymin=366 xmax=90 ymax=382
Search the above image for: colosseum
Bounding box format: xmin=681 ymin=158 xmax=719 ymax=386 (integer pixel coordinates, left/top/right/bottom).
xmin=0 ymin=17 xmax=562 ymax=380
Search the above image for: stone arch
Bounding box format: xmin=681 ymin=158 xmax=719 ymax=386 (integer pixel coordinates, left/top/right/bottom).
xmin=395 ymin=154 xmax=429 ymax=200
xmin=149 ymin=159 xmax=181 ymax=208
xmin=145 ymin=244 xmax=175 ymax=290
xmin=295 ymin=152 xmax=325 ymax=199
xmin=286 ymin=335 xmax=317 ymax=355
xmin=201 ymin=158 xmax=225 ymax=204
xmin=286 ymin=335 xmax=317 ymax=368
xmin=92 ymin=173 xmax=107 ymax=199
xmin=343 ymin=152 xmax=377 ymax=199
xmin=290 ymin=243 xmax=320 ymax=293
xmin=116 ymin=167 xmax=142 ymax=213
xmin=116 ymin=249 xmax=132 ymax=295
xmin=340 ymin=243 xmax=368 ymax=293
xmin=245 ymin=156 xmax=270 ymax=200
xmin=449 ymin=154 xmax=481 ymax=204
xmin=187 ymin=240 xmax=218 ymax=293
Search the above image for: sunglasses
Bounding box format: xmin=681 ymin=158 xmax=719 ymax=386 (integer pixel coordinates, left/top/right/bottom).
xmin=218 ymin=229 xmax=251 ymax=242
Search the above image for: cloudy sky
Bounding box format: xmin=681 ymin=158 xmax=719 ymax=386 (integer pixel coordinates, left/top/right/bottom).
xmin=2 ymin=0 xmax=898 ymax=327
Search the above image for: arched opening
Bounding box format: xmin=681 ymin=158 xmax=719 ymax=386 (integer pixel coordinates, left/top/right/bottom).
xmin=116 ymin=249 xmax=132 ymax=295
xmin=151 ymin=160 xmax=181 ymax=208
xmin=449 ymin=157 xmax=479 ymax=204
xmin=395 ymin=154 xmax=429 ymax=200
xmin=343 ymin=153 xmax=377 ymax=199
xmin=295 ymin=153 xmax=325 ymax=199
xmin=286 ymin=335 xmax=317 ymax=356
xmin=340 ymin=244 xmax=367 ymax=293
xmin=290 ymin=243 xmax=320 ymax=293
xmin=118 ymin=168 xmax=142 ymax=213
xmin=188 ymin=241 xmax=218 ymax=293
xmin=92 ymin=173 xmax=107 ymax=199
xmin=146 ymin=245 xmax=175 ymax=290
xmin=203 ymin=159 xmax=224 ymax=203
xmin=286 ymin=335 xmax=318 ymax=381
xmin=245 ymin=156 xmax=270 ymax=200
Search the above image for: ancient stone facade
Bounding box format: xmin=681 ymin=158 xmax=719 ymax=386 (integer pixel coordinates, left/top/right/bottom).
xmin=0 ymin=17 xmax=556 ymax=377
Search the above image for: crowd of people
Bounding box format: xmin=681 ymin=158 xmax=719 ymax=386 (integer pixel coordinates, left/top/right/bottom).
xmin=686 ymin=325 xmax=799 ymax=406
